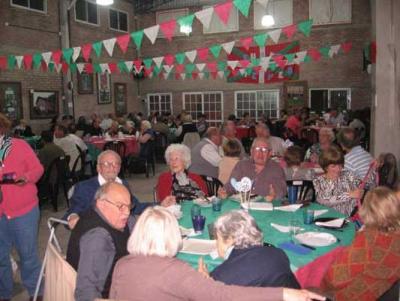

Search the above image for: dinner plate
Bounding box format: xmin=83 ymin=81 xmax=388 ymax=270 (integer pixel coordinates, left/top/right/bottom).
xmin=294 ymin=231 xmax=337 ymax=247
xmin=241 ymin=202 xmax=273 ymax=211
xmin=193 ymin=198 xmax=212 ymax=207
xmin=180 ymin=239 xmax=217 ymax=255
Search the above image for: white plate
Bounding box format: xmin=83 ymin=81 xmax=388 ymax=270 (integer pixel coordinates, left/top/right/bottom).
xmin=295 ymin=231 xmax=337 ymax=247
xmin=180 ymin=239 xmax=217 ymax=255
xmin=193 ymin=198 xmax=212 ymax=207
xmin=241 ymin=202 xmax=273 ymax=211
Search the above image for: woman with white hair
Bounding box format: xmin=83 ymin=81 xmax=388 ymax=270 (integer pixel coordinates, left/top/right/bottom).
xmin=203 ymin=210 xmax=299 ymax=289
xmin=175 ymin=114 xmax=199 ymax=143
xmin=305 ymin=127 xmax=335 ymax=164
xmin=156 ymin=144 xmax=207 ymax=202
xmin=137 ymin=120 xmax=155 ymax=159
xmin=110 ymin=207 xmax=325 ymax=301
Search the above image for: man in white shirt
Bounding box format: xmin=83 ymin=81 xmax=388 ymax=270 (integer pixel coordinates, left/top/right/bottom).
xmin=53 ymin=124 xmax=81 ymax=170
xmin=256 ymin=122 xmax=286 ymax=157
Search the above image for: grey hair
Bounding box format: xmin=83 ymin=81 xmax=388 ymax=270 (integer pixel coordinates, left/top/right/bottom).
xmin=164 ymin=144 xmax=191 ymax=169
xmin=319 ymin=127 xmax=335 ymax=142
xmin=94 ymin=181 xmax=125 ymax=201
xmin=141 ymin=120 xmax=152 ymax=130
xmin=97 ymin=150 xmax=121 ymax=165
xmin=251 ymin=137 xmax=270 ymax=149
xmin=214 ymin=210 xmax=263 ymax=249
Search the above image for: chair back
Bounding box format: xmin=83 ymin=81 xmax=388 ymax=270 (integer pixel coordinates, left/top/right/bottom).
xmin=154 ymin=132 xmax=168 ymax=161
xmin=70 ymin=145 xmax=86 ymax=182
xmin=103 ymin=141 xmax=126 ymax=159
xmin=300 ymin=128 xmax=319 ymax=145
xmin=182 ymin=132 xmax=200 ymax=149
xmin=200 ymin=175 xmax=223 ymax=196
xmin=286 ymin=180 xmax=315 ymax=202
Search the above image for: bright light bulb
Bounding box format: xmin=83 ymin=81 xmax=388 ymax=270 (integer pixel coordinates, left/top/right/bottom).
xmin=96 ymin=0 xmax=113 ymax=6
xmin=261 ymin=15 xmax=275 ymax=27
xmin=180 ymin=25 xmax=192 ymax=35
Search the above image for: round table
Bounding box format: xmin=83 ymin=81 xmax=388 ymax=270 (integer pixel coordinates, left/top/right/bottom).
xmin=177 ymin=200 xmax=355 ymax=272
xmin=85 ymin=136 xmax=139 ymax=160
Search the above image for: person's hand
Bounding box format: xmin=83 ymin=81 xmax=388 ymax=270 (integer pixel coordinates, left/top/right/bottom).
xmin=197 ymin=257 xmax=210 ymax=278
xmin=349 ymin=188 xmax=363 ymax=199
xmin=15 ymin=176 xmax=27 ymax=186
xmin=217 ymin=187 xmax=228 ymax=199
xmin=265 ymin=184 xmax=276 ymax=202
xmin=283 ymin=288 xmax=326 ymax=301
xmin=161 ymin=195 xmax=176 ymax=207
xmin=68 ymin=215 xmax=80 ymax=230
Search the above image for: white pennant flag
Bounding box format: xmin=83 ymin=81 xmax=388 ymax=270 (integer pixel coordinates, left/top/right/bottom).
xmin=269 ymin=28 xmax=282 ymax=44
xmin=195 ymin=7 xmax=214 ymax=29
xmin=256 ymin=0 xmax=269 ymax=8
xmin=294 ymin=51 xmax=307 ymax=64
xmin=222 ymin=41 xmax=235 ymax=54
xmin=185 ymin=50 xmax=197 ymax=63
xmin=227 ymin=60 xmax=239 ymax=69
xmin=260 ymin=56 xmax=271 ymax=71
xmin=125 ymin=61 xmax=133 ymax=72
xmin=258 ymin=71 xmax=265 ymax=83
xmin=198 ymin=72 xmax=204 ymax=79
xmin=42 ymin=52 xmax=52 ymax=66
xmin=329 ymin=44 xmax=341 ymax=58
xmin=76 ymin=63 xmax=85 ymax=74
xmin=217 ymin=71 xmax=225 ymax=79
xmin=144 ymin=25 xmax=160 ymax=44
xmin=100 ymin=63 xmax=110 ymax=73
xmin=153 ymin=56 xmax=164 ymax=68
xmin=163 ymin=65 xmax=173 ymax=74
xmin=15 ymin=56 xmax=23 ymax=69
xmin=196 ymin=63 xmax=205 ymax=71
xmin=148 ymin=72 xmax=154 ymax=79
xmin=103 ymin=38 xmax=116 ymax=57
xmin=181 ymin=73 xmax=186 ymax=80
xmin=162 ymin=72 xmax=169 ymax=80
xmin=239 ymin=68 xmax=246 ymax=75
xmin=134 ymin=65 xmax=143 ymax=74
xmin=55 ymin=63 xmax=63 ymax=73
xmin=72 ymin=47 xmax=81 ymax=62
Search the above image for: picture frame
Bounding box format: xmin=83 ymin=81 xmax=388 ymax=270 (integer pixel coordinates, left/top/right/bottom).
xmin=30 ymin=90 xmax=59 ymax=120
xmin=0 ymin=82 xmax=23 ymax=121
xmin=77 ymin=72 xmax=94 ymax=94
xmin=283 ymin=80 xmax=308 ymax=110
xmin=97 ymin=73 xmax=112 ymax=104
xmin=114 ymin=83 xmax=127 ymax=116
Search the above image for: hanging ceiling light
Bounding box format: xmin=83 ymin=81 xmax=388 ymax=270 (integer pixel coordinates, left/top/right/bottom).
xmin=261 ymin=14 xmax=275 ymax=27
xmin=180 ymin=25 xmax=192 ymax=35
xmin=96 ymin=0 xmax=114 ymax=6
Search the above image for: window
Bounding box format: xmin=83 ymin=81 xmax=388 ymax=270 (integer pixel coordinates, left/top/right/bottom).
xmin=309 ymin=0 xmax=351 ymax=25
xmin=156 ymin=9 xmax=188 ymax=37
xmin=183 ymin=92 xmax=223 ymax=127
xmin=75 ymin=0 xmax=99 ymax=25
xmin=203 ymin=6 xmax=238 ymax=34
xmin=235 ymin=90 xmax=280 ymax=120
xmin=109 ymin=9 xmax=128 ymax=32
xmin=309 ymin=88 xmax=351 ymax=113
xmin=147 ymin=93 xmax=173 ymax=115
xmin=254 ymin=0 xmax=292 ymax=30
xmin=11 ymin=0 xmax=46 ymax=12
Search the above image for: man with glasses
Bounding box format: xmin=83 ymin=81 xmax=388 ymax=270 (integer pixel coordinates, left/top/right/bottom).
xmin=221 ymin=138 xmax=287 ymax=200
xmin=64 ymin=150 xmax=174 ymax=229
xmin=66 ymin=182 xmax=132 ymax=301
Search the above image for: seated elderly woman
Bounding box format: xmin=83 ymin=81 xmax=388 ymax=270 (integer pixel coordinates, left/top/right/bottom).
xmin=284 ymin=146 xmax=315 ymax=181
xmin=110 ymin=207 xmax=325 ymax=301
xmin=321 ymin=186 xmax=400 ymax=300
xmin=313 ymin=146 xmax=363 ymax=216
xmin=205 ymin=210 xmax=299 ymax=289
xmin=218 ymin=139 xmax=241 ymax=185
xmin=157 ymin=144 xmax=208 ymax=202
xmin=305 ymin=127 xmax=335 ymax=164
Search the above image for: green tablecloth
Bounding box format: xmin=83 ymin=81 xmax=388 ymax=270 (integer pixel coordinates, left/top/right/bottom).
xmin=177 ymin=200 xmax=355 ymax=272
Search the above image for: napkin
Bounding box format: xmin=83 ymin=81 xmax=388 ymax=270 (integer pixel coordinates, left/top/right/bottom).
xmin=315 ymin=218 xmax=345 ymax=228
xmin=179 ymin=226 xmax=200 ymax=237
xmin=166 ymin=204 xmax=182 ymax=219
xmin=193 ymin=198 xmax=212 ymax=207
xmin=283 ymin=139 xmax=294 ymax=148
xmin=278 ymin=242 xmax=312 ymax=255
xmin=241 ymin=202 xmax=273 ymax=211
xmin=274 ymin=204 xmax=302 ymax=212
xmin=270 ymin=223 xmax=303 ymax=233
xmin=314 ymin=209 xmax=329 ymax=217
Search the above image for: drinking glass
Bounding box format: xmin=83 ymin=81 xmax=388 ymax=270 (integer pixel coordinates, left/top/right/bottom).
xmin=290 ymin=219 xmax=301 ymax=243
xmin=192 ymin=215 xmax=206 ymax=233
xmin=191 ymin=204 xmax=201 ymax=218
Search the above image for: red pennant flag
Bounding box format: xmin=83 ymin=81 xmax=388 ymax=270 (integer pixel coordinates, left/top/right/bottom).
xmin=85 ymin=63 xmax=93 ymax=74
xmin=341 ymin=42 xmax=352 ymax=53
xmin=253 ymin=66 xmax=261 ymax=73
xmin=240 ymin=37 xmax=253 ymax=50
xmin=214 ymin=1 xmax=233 ymax=25
xmin=116 ymin=34 xmax=131 ymax=53
xmin=175 ymin=64 xmax=185 ymax=73
xmin=23 ymin=54 xmax=33 ymax=70
xmin=0 ymin=56 xmax=7 ymax=70
xmin=273 ymin=54 xmax=286 ymax=69
xmin=192 ymin=72 xmax=199 ymax=79
xmin=159 ymin=20 xmax=176 ymax=42
xmin=230 ymin=68 xmax=238 ymax=77
xmin=282 ymin=24 xmax=297 ymax=39
xmin=308 ymin=48 xmax=321 ymax=61
xmin=144 ymin=67 xmax=154 ymax=77
xmin=239 ymin=59 xmax=251 ymax=68
xmin=197 ymin=48 xmax=209 ymax=61
xmin=82 ymin=44 xmax=92 ymax=62
xmin=52 ymin=50 xmax=62 ymax=65
xmin=62 ymin=62 xmax=69 ymax=73
xmin=133 ymin=59 xmax=142 ymax=71
xmin=164 ymin=54 xmax=175 ymax=65
xmin=175 ymin=73 xmax=181 ymax=80
xmin=211 ymin=71 xmax=218 ymax=79
xmin=206 ymin=62 xmax=217 ymax=72
xmin=41 ymin=61 xmax=48 ymax=72
xmin=108 ymin=63 xmax=118 ymax=73
xmin=158 ymin=72 xmax=164 ymax=79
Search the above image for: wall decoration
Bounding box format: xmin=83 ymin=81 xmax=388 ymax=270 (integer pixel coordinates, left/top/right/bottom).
xmin=77 ymin=71 xmax=94 ymax=94
xmin=97 ymin=72 xmax=111 ymax=104
xmin=114 ymin=83 xmax=127 ymax=116
xmin=30 ymin=90 xmax=59 ymax=119
xmin=0 ymin=82 xmax=23 ymax=120
xmin=283 ymin=80 xmax=308 ymax=110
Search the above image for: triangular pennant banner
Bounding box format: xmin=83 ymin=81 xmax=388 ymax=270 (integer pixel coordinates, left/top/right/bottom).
xmin=222 ymin=41 xmax=235 ymax=54
xmin=52 ymin=50 xmax=62 ymax=65
xmin=144 ymin=25 xmax=160 ymax=44
xmin=85 ymin=63 xmax=93 ymax=74
xmin=282 ymin=24 xmax=297 ymax=39
xmin=209 ymin=44 xmax=222 ymax=58
xmin=116 ymin=34 xmax=131 ymax=53
xmin=175 ymin=64 xmax=185 ymax=73
xmin=177 ymin=14 xmax=195 ymax=30
xmin=93 ymin=63 xmax=102 ymax=74
xmin=269 ymin=28 xmax=282 ymax=43
xmin=143 ymin=58 xmax=153 ymax=68
xmin=195 ymin=7 xmax=214 ymax=29
xmin=76 ymin=63 xmax=85 ymax=74
xmin=218 ymin=61 xmax=227 ymax=71
xmin=308 ymin=48 xmax=321 ymax=61
xmin=185 ymin=64 xmax=196 ymax=73
xmin=254 ymin=33 xmax=268 ymax=47
xmin=175 ymin=52 xmax=185 ymax=64
xmin=239 ymin=68 xmax=246 ymax=75
xmin=298 ymin=19 xmax=313 ymax=37
xmin=164 ymin=54 xmax=175 ymax=65
xmin=0 ymin=57 xmax=7 ymax=70
xmin=7 ymin=55 xmax=16 ymax=70
xmin=62 ymin=48 xmax=74 ymax=64
xmin=134 ymin=65 xmax=143 ymax=74
xmin=55 ymin=63 xmax=63 ymax=73
xmin=23 ymin=54 xmax=33 ymax=70
xmin=233 ymin=0 xmax=252 ymax=17
xmin=181 ymin=73 xmax=186 ymax=80
xmin=100 ymin=63 xmax=110 ymax=73
xmin=81 ymin=44 xmax=92 ymax=62
xmin=341 ymin=42 xmax=352 ymax=53
xmin=198 ymin=72 xmax=205 ymax=80
xmin=125 ymin=61 xmax=133 ymax=72
xmin=192 ymin=72 xmax=199 ymax=80
xmin=217 ymin=71 xmax=225 ymax=79
xmin=108 ymin=62 xmax=118 ymax=74
xmin=227 ymin=60 xmax=238 ymax=69
xmin=285 ymin=53 xmax=295 ymax=63
xmin=153 ymin=56 xmax=164 ymax=68
xmin=197 ymin=48 xmax=209 ymax=61
xmin=240 ymin=37 xmax=253 ymax=50
xmin=16 ymin=56 xmax=23 ymax=69
xmin=319 ymin=46 xmax=330 ymax=58
xmin=32 ymin=53 xmax=42 ymax=69
xmin=185 ymin=50 xmax=197 ymax=63
xmin=329 ymin=44 xmax=341 ymax=57
xmin=239 ymin=59 xmax=251 ymax=68
xmin=72 ymin=47 xmax=81 ymax=62
xmin=159 ymin=19 xmax=176 ymax=42
xmin=196 ymin=63 xmax=206 ymax=71
xmin=163 ymin=65 xmax=173 ymax=74
xmin=92 ymin=41 xmax=103 ymax=57
xmin=273 ymin=54 xmax=286 ymax=69
xmin=133 ymin=59 xmax=142 ymax=71
xmin=295 ymin=50 xmax=307 ymax=63
xmin=42 ymin=52 xmax=52 ymax=66
xmin=214 ymin=1 xmax=233 ymax=25
xmin=206 ymin=62 xmax=217 ymax=72
xmin=131 ymin=30 xmax=144 ymax=49
xmin=260 ymin=56 xmax=271 ymax=71
xmin=117 ymin=61 xmax=129 ymax=73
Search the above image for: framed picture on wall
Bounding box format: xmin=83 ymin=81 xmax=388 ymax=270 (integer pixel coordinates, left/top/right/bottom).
xmin=0 ymin=82 xmax=23 ymax=121
xmin=283 ymin=80 xmax=308 ymax=110
xmin=30 ymin=90 xmax=59 ymax=120
xmin=77 ymin=72 xmax=94 ymax=94
xmin=97 ymin=73 xmax=111 ymax=104
xmin=114 ymin=83 xmax=127 ymax=116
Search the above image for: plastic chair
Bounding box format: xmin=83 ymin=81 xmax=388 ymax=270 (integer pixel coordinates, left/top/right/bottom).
xmin=154 ymin=132 xmax=168 ymax=162
xmin=127 ymin=140 xmax=155 ymax=178
xmin=103 ymin=141 xmax=127 ymax=177
xmin=182 ymin=132 xmax=200 ymax=149
xmin=286 ymin=180 xmax=315 ymax=202
xmin=300 ymin=128 xmax=319 ymax=145
xmin=200 ymin=175 xmax=223 ymax=196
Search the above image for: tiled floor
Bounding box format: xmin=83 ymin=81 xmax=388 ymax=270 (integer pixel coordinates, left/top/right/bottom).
xmin=11 ymin=163 xmax=168 ymax=300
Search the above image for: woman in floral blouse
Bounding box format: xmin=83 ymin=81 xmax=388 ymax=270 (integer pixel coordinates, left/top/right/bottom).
xmin=313 ymin=146 xmax=363 ymax=216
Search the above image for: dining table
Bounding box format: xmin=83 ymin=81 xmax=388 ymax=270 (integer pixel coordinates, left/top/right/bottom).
xmin=177 ymin=199 xmax=355 ymax=274
xmin=85 ymin=135 xmax=139 ymax=160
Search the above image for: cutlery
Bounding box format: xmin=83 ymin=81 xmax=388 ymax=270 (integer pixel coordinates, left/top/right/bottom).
xmin=299 ymin=243 xmax=316 ymax=250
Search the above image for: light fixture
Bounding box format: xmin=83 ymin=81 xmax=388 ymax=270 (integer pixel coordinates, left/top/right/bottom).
xmin=261 ymin=14 xmax=275 ymax=27
xmin=96 ymin=0 xmax=114 ymax=6
xmin=180 ymin=25 xmax=192 ymax=35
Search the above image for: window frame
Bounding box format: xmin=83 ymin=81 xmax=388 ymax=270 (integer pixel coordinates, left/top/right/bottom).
xmin=182 ymin=91 xmax=224 ymax=126
xmin=74 ymin=0 xmax=100 ymax=27
xmin=203 ymin=5 xmax=239 ymax=34
xmin=108 ymin=7 xmax=129 ymax=32
xmin=156 ymin=8 xmax=189 ymax=38
xmin=10 ymin=0 xmax=47 ymax=13
xmin=234 ymin=90 xmax=280 ymax=121
xmin=147 ymin=93 xmax=173 ymax=115
xmin=308 ymin=88 xmax=352 ymax=112
xmin=309 ymin=0 xmax=352 ymax=26
xmin=253 ymin=0 xmax=293 ymax=30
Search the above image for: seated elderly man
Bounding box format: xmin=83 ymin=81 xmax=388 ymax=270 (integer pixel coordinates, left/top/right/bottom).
xmin=189 ymin=127 xmax=223 ymax=179
xmin=256 ymin=122 xmax=286 ymax=157
xmin=65 ymin=150 xmax=174 ymax=229
xmin=66 ymin=182 xmax=132 ymax=301
xmin=221 ymin=120 xmax=246 ymax=158
xmin=221 ymin=137 xmax=287 ymax=201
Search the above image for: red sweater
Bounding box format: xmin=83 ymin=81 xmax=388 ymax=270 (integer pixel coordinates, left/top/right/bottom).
xmin=0 ymin=138 xmax=44 ymax=218
xmin=156 ymin=171 xmax=208 ymax=202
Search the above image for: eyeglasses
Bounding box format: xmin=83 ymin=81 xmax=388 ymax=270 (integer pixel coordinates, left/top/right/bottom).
xmin=99 ymin=161 xmax=121 ymax=168
xmin=101 ymin=198 xmax=133 ymax=212
xmin=253 ymin=146 xmax=271 ymax=153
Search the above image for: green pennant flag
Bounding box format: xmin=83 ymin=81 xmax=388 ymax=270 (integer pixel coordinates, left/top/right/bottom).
xmin=233 ymin=0 xmax=252 ymax=17
xmin=32 ymin=53 xmax=42 ymax=69
xmin=185 ymin=72 xmax=192 ymax=79
xmin=62 ymin=48 xmax=74 ymax=64
xmin=218 ymin=61 xmax=227 ymax=71
xmin=131 ymin=30 xmax=144 ymax=49
xmin=319 ymin=46 xmax=330 ymax=58
xmin=48 ymin=62 xmax=54 ymax=72
xmin=204 ymin=72 xmax=210 ymax=79
xmin=285 ymin=53 xmax=295 ymax=63
xmin=303 ymin=55 xmax=311 ymax=63
xmin=7 ymin=55 xmax=16 ymax=70
xmin=298 ymin=19 xmax=313 ymax=37
xmin=69 ymin=63 xmax=77 ymax=73
xmin=209 ymin=45 xmax=222 ymax=58
xmin=175 ymin=52 xmax=185 ymax=64
xmin=185 ymin=64 xmax=195 ymax=73
xmin=118 ymin=61 xmax=128 ymax=73
xmin=143 ymin=58 xmax=153 ymax=69
xmin=177 ymin=14 xmax=195 ymax=30
xmin=254 ymin=33 xmax=268 ymax=47
xmin=153 ymin=65 xmax=161 ymax=76
xmin=245 ymin=67 xmax=253 ymax=76
xmin=93 ymin=63 xmax=102 ymax=73
xmin=224 ymin=70 xmax=230 ymax=78
xmin=251 ymin=57 xmax=260 ymax=66
xmin=92 ymin=42 xmax=103 ymax=57
xmin=269 ymin=63 xmax=277 ymax=71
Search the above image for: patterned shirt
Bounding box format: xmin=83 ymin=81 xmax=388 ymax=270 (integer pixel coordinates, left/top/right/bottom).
xmin=344 ymin=146 xmax=374 ymax=180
